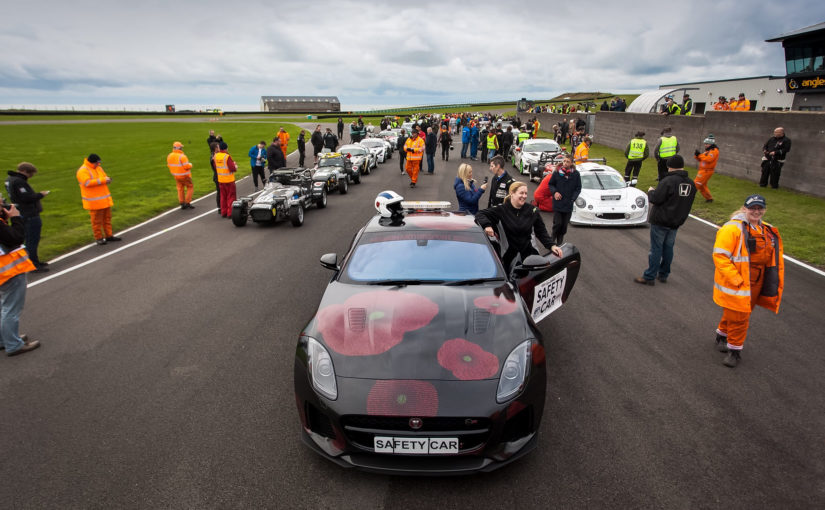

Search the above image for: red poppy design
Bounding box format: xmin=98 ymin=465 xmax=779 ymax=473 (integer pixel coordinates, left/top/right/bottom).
xmin=474 ymin=294 xmax=518 ymax=315
xmin=437 ymin=338 xmax=500 ymax=380
xmin=366 ymin=380 xmax=439 ymax=416
xmin=317 ymin=290 xmax=439 ymax=356
xmin=531 ymin=343 xmax=545 ymax=366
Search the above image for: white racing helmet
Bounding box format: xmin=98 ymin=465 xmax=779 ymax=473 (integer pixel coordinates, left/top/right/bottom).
xmin=375 ymin=191 xmax=404 ymax=217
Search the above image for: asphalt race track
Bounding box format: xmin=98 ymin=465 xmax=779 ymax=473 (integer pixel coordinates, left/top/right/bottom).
xmin=2 ymin=125 xmax=824 ymax=509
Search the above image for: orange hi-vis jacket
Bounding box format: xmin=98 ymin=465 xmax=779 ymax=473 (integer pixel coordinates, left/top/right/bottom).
xmin=167 ymin=149 xmax=192 ymax=178
xmin=730 ymin=99 xmax=751 ymax=111
xmin=76 ymin=159 xmax=113 ymax=210
xmin=574 ymin=142 xmax=590 ymax=162
xmin=713 ymin=102 xmax=730 ymax=111
xmin=695 ymin=147 xmax=719 ymax=171
xmin=278 ymin=131 xmax=290 ymax=150
xmin=0 ymin=243 xmax=36 ymax=287
xmin=404 ymin=136 xmax=425 ymax=161
xmin=713 ymin=215 xmax=784 ymax=313
xmin=214 ymin=151 xmax=236 ymax=183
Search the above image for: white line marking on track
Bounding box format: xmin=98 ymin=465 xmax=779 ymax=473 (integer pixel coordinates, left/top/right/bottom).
xmin=688 ymin=213 xmax=825 ymax=278
xmin=28 ymin=207 xmax=219 ymax=288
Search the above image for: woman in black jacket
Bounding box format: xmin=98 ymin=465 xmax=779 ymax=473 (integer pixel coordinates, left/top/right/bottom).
xmin=476 ymin=181 xmax=562 ymax=274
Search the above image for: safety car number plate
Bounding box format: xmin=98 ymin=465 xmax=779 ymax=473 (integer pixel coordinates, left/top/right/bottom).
xmin=374 ymin=436 xmax=459 ymax=455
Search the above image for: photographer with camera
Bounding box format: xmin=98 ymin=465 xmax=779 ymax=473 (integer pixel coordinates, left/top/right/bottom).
xmin=5 ymin=162 xmax=49 ymax=272
xmin=0 ymin=197 xmax=40 ymax=356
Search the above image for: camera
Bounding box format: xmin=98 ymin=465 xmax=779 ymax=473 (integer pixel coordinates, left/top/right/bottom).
xmin=483 ymin=176 xmax=489 ymax=183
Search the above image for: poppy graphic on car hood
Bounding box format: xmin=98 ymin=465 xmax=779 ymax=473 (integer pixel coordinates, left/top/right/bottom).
xmin=307 ymin=283 xmax=533 ymax=380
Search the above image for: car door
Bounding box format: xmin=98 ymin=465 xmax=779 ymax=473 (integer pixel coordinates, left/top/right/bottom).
xmin=514 ymin=246 xmax=581 ymax=324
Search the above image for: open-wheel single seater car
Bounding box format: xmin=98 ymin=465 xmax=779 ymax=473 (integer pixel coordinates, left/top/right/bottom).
xmin=570 ymin=162 xmax=649 ymax=226
xmin=231 ymin=167 xmax=326 ymax=227
xmin=294 ymin=193 xmax=581 ymax=475
xmin=314 ymin=152 xmax=358 ymax=195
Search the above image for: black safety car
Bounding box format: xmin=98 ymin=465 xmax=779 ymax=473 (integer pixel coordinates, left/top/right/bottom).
xmin=294 ymin=197 xmax=581 ymax=474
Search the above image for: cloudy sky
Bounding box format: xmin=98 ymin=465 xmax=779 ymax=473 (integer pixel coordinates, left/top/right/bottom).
xmin=2 ymin=0 xmax=823 ymax=110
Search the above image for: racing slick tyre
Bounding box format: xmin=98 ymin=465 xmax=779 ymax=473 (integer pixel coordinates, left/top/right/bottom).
xmin=353 ymin=172 xmax=361 ymax=184
xmin=231 ymin=207 xmax=248 ymax=227
xmin=316 ymin=189 xmax=327 ymax=209
xmin=338 ymin=178 xmax=348 ymax=194
xmin=290 ymin=204 xmax=304 ymax=227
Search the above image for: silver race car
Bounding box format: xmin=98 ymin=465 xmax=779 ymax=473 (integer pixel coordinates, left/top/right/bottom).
xmin=231 ymin=167 xmax=327 ymax=227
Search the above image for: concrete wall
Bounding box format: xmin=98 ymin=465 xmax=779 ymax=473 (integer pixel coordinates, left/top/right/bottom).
xmin=534 ymin=111 xmax=825 ymax=197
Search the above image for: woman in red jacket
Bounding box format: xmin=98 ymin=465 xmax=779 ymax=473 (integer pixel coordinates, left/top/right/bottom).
xmin=532 ymin=163 xmax=554 ymax=212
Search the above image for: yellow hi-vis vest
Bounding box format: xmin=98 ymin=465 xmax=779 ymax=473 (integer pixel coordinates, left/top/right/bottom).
xmin=486 ymin=134 xmax=498 ymax=149
xmin=628 ymin=138 xmax=647 ymax=160
xmin=167 ymin=150 xmax=192 ymax=178
xmin=659 ymin=136 xmax=678 ymax=158
xmin=0 ymin=244 xmax=36 ymax=287
xmin=214 ymin=152 xmax=234 ymax=183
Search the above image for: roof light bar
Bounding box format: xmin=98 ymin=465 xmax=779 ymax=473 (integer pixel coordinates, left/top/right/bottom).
xmin=401 ymin=201 xmax=452 ymax=211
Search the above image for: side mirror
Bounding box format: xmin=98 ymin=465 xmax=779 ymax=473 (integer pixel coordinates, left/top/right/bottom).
xmin=320 ymin=253 xmax=339 ymax=271
xmin=520 ymin=254 xmax=553 ymax=270
xmin=627 ymin=179 xmax=638 ymax=187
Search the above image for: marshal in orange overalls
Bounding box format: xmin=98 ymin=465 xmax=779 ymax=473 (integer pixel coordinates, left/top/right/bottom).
xmin=404 ymin=134 xmax=425 ymax=185
xmin=76 ymin=156 xmax=114 ymax=241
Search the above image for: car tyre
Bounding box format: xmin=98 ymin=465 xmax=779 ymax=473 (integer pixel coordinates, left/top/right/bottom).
xmin=338 ymin=178 xmax=348 ymax=194
xmin=231 ymin=207 xmax=247 ymax=227
xmin=290 ymin=204 xmax=304 ymax=227
xmin=353 ymin=172 xmax=361 ymax=184
xmin=317 ymin=189 xmax=327 ymax=208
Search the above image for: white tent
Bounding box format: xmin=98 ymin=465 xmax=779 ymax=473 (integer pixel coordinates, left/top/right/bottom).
xmin=626 ymin=87 xmax=699 ymax=113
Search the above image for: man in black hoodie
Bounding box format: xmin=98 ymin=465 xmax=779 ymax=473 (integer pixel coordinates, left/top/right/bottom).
xmin=266 ymin=139 xmax=286 ymax=178
xmin=5 ymin=162 xmax=49 ymax=272
xmin=634 ymin=155 xmax=697 ymax=286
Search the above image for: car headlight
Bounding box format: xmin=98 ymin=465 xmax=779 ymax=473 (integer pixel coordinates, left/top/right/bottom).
xmin=635 ymin=196 xmax=646 ymax=207
xmin=575 ymin=197 xmax=586 ymax=208
xmin=306 ymin=336 xmax=337 ymax=400
xmin=496 ymin=340 xmax=531 ymax=403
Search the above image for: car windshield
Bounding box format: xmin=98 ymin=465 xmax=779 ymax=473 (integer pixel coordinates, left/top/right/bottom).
xmin=379 ymin=131 xmax=395 ymax=137
xmin=342 ymin=147 xmax=367 ymax=156
xmin=319 ymin=157 xmax=345 ymax=167
xmin=581 ymin=172 xmax=626 ymax=190
xmin=523 ymin=141 xmax=560 ymax=152
xmin=342 ymin=231 xmax=503 ymax=283
xmin=361 ymin=140 xmax=382 ymax=147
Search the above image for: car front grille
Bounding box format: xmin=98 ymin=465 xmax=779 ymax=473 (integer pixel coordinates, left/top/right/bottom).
xmin=596 ymin=213 xmax=626 ymax=220
xmin=250 ymin=209 xmax=274 ymax=222
xmin=341 ymin=415 xmax=491 ymax=453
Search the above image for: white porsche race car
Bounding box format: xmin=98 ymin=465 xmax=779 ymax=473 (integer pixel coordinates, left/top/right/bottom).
xmin=571 ymin=162 xmax=649 ymax=226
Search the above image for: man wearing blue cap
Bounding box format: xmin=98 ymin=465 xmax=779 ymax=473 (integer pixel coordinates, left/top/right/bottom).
xmin=634 ymin=155 xmax=696 ymax=286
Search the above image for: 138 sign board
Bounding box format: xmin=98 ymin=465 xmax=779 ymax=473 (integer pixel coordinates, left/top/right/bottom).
xmin=531 ymin=268 xmax=567 ymax=323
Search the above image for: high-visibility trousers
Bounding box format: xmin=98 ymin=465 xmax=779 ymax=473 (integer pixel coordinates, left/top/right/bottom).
xmin=406 ymin=158 xmax=421 ymax=184
xmin=694 ymin=170 xmax=714 ymax=201
xmin=716 ymin=263 xmax=765 ymax=349
xmin=175 ymin=176 xmax=194 ymax=204
xmin=89 ymin=207 xmax=112 ymax=240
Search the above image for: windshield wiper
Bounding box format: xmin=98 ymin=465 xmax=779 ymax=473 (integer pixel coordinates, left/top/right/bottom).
xmin=366 ymin=279 xmax=444 ymax=286
xmin=444 ymin=277 xmax=505 ymax=286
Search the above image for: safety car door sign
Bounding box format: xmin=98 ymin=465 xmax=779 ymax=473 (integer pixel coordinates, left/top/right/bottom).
xmin=531 ymin=268 xmax=567 ymax=323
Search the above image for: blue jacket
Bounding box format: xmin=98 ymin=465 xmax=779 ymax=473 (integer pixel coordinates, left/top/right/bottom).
xmin=461 ymin=126 xmax=471 ymax=144
xmin=248 ymin=145 xmax=267 ymax=168
xmin=547 ymin=167 xmax=582 ymax=213
xmin=454 ymin=177 xmax=485 ymax=215
xmin=469 ymin=126 xmax=479 ymax=147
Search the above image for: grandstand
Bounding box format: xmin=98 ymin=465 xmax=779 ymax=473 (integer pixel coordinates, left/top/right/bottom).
xmin=259 ymin=96 xmax=340 ymax=113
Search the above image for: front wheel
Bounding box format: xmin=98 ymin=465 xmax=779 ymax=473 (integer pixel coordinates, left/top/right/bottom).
xmin=353 ymin=172 xmax=361 ymax=184
xmin=338 ymin=178 xmax=348 ymax=194
xmin=316 ymin=189 xmax=327 ymax=209
xmin=290 ymin=204 xmax=304 ymax=227
xmin=231 ymin=207 xmax=247 ymax=227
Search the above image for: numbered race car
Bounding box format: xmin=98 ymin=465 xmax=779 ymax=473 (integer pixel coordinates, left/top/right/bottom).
xmin=378 ymin=130 xmax=398 ymax=154
xmin=231 ymin=167 xmax=326 ymax=227
xmin=360 ymin=138 xmax=389 ymax=163
xmin=294 ymin=193 xmax=581 ymax=475
xmin=314 ymin=152 xmax=358 ymax=194
xmin=571 ymin=162 xmax=648 ymax=226
xmin=512 ymin=138 xmax=562 ymax=177
xmin=339 ymin=144 xmax=376 ymax=175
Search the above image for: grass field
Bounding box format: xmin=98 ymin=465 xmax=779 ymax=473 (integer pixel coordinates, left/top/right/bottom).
xmin=0 ymin=120 xmax=304 ymax=259
xmin=539 ymin=131 xmax=825 ymax=268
